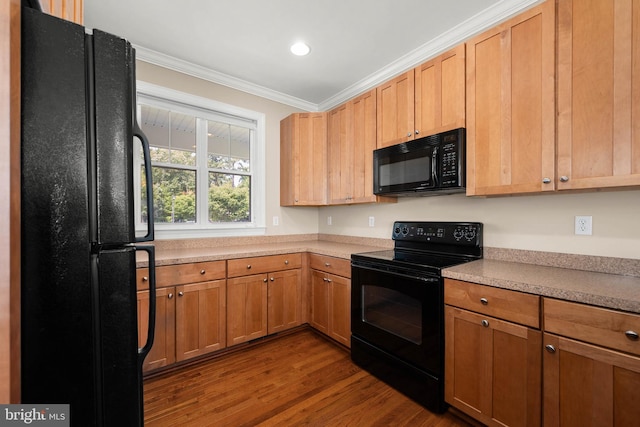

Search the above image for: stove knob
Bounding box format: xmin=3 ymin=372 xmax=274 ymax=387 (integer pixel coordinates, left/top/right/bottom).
xmin=453 ymin=228 xmax=464 ymax=240
xmin=394 ymin=226 xmax=401 ymax=235
xmin=401 ymin=226 xmax=409 ymax=236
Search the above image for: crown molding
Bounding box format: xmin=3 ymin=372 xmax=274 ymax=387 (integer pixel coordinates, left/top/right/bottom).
xmin=134 ymin=46 xmax=320 ymax=112
xmin=134 ymin=0 xmax=541 ymax=112
xmin=318 ymin=0 xmax=542 ymax=110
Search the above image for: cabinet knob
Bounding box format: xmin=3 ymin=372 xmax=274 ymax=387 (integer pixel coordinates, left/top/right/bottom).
xmin=407 ymin=132 xmax=412 ymax=138
xmin=415 ymin=130 xmax=420 ymax=135
xmin=481 ymin=319 xmax=489 ymax=328
xmin=542 ymin=177 xmax=551 ymax=184
xmin=200 ymin=269 xmax=206 ymax=275
xmin=168 ymin=293 xmax=174 ymax=299
xmin=480 ymin=298 xmax=488 ymax=305
xmin=270 ymin=277 xmax=275 ymax=281
xmin=142 ymin=276 xmax=148 ymax=282
xmin=325 ymin=262 xmax=331 ymax=267
xmin=284 ymin=260 xmax=289 ymax=265
xmin=178 ymin=291 xmax=184 ymax=297
xmin=625 ymin=330 xmax=639 ymax=341
xmin=545 ymin=344 xmax=556 ymax=353
xmin=247 ymin=264 xmax=252 ymax=269
xmin=263 ymin=278 xmax=268 ymax=283
xmin=323 ymin=277 xmax=328 ymax=282
xmin=560 ymin=176 xmax=569 ymax=182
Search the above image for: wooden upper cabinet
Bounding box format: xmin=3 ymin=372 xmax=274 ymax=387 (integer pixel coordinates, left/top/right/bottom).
xmin=41 ymin=0 xmax=83 ymax=24
xmin=556 ymin=0 xmax=640 ymax=191
xmin=377 ymin=70 xmax=415 ymax=148
xmin=280 ymin=113 xmax=327 ymax=206
xmin=466 ymin=0 xmax=555 ymax=196
xmin=415 ymin=44 xmax=466 ymax=137
xmin=328 ymin=102 xmax=352 ymax=204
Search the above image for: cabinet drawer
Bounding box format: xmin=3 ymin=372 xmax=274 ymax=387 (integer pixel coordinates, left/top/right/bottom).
xmin=444 ymin=279 xmax=540 ymax=328
xmin=543 ymin=298 xmax=640 ymax=356
xmin=309 ymin=253 xmax=351 ymax=278
xmin=227 ymin=253 xmax=302 ymax=278
xmin=137 ymin=261 xmax=226 ymax=290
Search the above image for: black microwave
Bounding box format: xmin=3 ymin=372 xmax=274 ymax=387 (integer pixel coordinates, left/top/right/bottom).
xmin=373 ymin=128 xmax=465 ymax=196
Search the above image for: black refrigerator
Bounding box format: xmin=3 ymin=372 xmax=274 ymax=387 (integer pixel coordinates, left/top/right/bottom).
xmin=20 ymin=5 xmax=157 ymax=426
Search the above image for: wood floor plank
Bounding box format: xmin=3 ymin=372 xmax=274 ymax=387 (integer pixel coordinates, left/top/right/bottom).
xmin=143 ymin=329 xmax=473 ymax=427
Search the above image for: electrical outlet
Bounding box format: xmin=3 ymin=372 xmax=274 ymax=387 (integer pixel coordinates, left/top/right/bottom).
xmin=327 ymin=216 xmax=332 ymax=226
xmin=273 ymin=216 xmax=279 ymax=226
xmin=368 ymin=216 xmax=375 ymax=227
xmin=575 ymin=216 xmax=592 ymax=235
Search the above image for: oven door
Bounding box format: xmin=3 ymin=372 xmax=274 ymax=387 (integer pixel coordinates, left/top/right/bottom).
xmin=351 ymin=262 xmax=443 ymax=375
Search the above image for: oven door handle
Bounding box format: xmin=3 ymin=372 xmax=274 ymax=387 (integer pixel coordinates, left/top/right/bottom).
xmin=352 ymin=264 xmax=440 ymax=283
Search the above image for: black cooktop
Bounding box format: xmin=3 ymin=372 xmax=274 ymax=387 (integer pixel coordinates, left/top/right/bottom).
xmin=351 ymin=221 xmax=483 ymax=276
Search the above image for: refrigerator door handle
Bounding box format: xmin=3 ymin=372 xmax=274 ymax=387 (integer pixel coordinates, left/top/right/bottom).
xmin=137 ymin=245 xmax=156 ymax=362
xmin=134 ymin=124 xmax=155 ymax=243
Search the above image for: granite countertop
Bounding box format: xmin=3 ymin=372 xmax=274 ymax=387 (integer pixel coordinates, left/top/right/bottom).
xmin=138 ymin=235 xmax=640 ymax=315
xmin=443 ymin=259 xmax=640 ymax=314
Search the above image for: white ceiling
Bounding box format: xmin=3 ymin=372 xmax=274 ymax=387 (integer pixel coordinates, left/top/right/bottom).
xmin=84 ymin=0 xmax=540 ymax=111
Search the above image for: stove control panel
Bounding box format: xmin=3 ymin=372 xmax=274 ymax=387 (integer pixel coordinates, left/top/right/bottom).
xmin=392 ymin=221 xmax=482 ymax=246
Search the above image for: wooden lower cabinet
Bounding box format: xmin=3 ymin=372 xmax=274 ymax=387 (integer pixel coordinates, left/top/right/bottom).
xmin=543 ymin=333 xmax=640 ymax=427
xmin=445 ymin=306 xmax=542 ymax=427
xmin=137 ymin=287 xmax=176 ymax=373
xmin=175 ymin=280 xmax=226 ymax=361
xmin=310 ymin=269 xmax=351 ymax=347
xmin=226 ymin=268 xmax=302 ymax=346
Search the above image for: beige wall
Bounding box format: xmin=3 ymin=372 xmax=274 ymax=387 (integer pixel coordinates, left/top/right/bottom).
xmin=137 ymin=62 xmax=640 ymax=260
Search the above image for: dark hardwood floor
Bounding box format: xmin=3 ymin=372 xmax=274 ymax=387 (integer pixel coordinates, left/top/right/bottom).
xmin=144 ymin=329 xmax=474 ymax=426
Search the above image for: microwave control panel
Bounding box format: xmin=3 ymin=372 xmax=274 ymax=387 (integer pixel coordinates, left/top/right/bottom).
xmin=439 ymin=132 xmax=464 ymax=187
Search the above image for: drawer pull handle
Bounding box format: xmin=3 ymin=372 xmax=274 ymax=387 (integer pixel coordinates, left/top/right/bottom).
xmin=178 ymin=291 xmax=184 ymax=297
xmin=545 ymin=344 xmax=556 ymax=353
xmin=247 ymin=264 xmax=252 ymax=269
xmin=625 ymin=330 xmax=639 ymax=341
xmin=200 ymin=269 xmax=206 ymax=275
xmin=142 ymin=276 xmax=149 ymax=282
xmin=285 ymin=260 xmax=289 ymax=265
xmin=481 ymin=320 xmax=489 ymax=328
xmin=480 ymin=298 xmax=488 ymax=305
xmin=168 ymin=293 xmax=174 ymax=299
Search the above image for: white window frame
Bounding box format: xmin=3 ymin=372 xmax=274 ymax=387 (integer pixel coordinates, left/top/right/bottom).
xmin=134 ymin=81 xmax=266 ymax=239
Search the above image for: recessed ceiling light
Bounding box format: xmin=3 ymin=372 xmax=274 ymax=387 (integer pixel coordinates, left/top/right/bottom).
xmin=290 ymin=42 xmax=310 ymax=56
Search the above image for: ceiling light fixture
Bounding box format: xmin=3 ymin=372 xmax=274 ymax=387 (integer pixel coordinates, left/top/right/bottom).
xmin=290 ymin=42 xmax=310 ymax=56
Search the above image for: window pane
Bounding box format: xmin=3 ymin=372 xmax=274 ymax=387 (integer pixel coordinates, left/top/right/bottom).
xmin=208 ymin=172 xmax=250 ymax=223
xmin=141 ymin=104 xmax=196 ymax=166
xmin=152 ymin=166 xmax=196 ymax=223
xmin=207 ymin=121 xmax=250 ymax=171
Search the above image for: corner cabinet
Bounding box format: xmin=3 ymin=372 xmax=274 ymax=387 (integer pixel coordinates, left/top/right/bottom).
xmin=376 ymin=44 xmax=466 ymax=148
xmin=136 ymin=260 xmax=227 ymax=373
xmin=444 ymin=279 xmax=542 ymax=427
xmin=465 ymin=0 xmax=555 ymax=196
xmin=280 ymin=113 xmax=327 ymax=206
xmin=226 ymin=254 xmax=302 ymax=346
xmin=309 ymin=254 xmax=351 ymax=347
xmin=542 ymin=298 xmax=640 ymax=426
xmin=556 ymin=0 xmax=640 ymax=191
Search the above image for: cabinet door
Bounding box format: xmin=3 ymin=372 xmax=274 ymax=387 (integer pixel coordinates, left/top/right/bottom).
xmin=445 ymin=306 xmax=542 ymax=427
xmin=466 ymin=0 xmax=555 ymax=196
xmin=328 ymin=103 xmax=353 ymax=204
xmin=226 ymin=274 xmax=268 ymax=346
xmin=267 ymin=269 xmax=302 ymax=334
xmin=310 ymin=270 xmax=330 ymax=335
xmin=175 ymin=279 xmax=226 ymax=361
xmin=280 ymin=113 xmax=327 ymax=206
xmin=415 ymin=44 xmax=465 ymax=137
xmin=328 ymin=274 xmax=351 ymax=348
xmin=137 ymin=287 xmax=176 ymax=373
xmin=377 ymin=70 xmax=415 ymax=148
xmin=543 ymin=333 xmax=640 ymax=427
xmin=556 ymin=0 xmax=640 ymax=190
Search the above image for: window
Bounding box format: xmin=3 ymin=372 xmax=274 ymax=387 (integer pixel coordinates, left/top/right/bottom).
xmin=135 ymin=82 xmax=266 ymax=238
